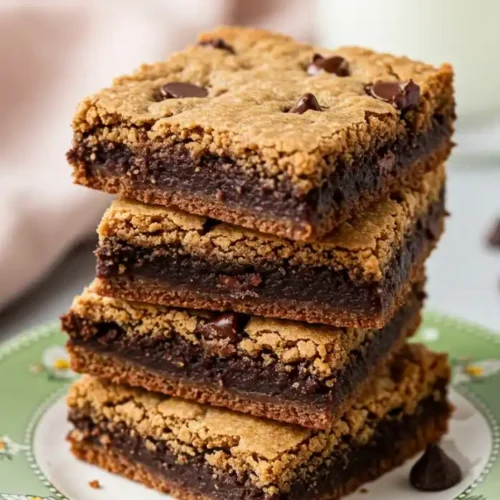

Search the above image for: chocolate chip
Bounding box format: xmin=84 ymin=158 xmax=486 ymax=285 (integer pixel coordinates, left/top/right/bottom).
xmin=307 ymin=53 xmax=349 ymax=77
xmin=487 ymin=218 xmax=500 ymax=248
xmin=199 ymin=38 xmax=235 ymax=54
xmin=160 ymin=82 xmax=208 ymax=99
xmin=289 ymin=93 xmax=322 ymax=114
xmin=366 ymin=80 xmax=420 ymax=111
xmin=410 ymin=444 xmax=462 ymax=491
xmin=198 ymin=313 xmax=240 ymax=342
xmin=196 ymin=312 xmax=249 ymax=358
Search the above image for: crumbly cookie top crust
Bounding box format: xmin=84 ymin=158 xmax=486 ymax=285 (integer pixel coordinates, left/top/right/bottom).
xmin=71 ymin=26 xmax=453 ymax=191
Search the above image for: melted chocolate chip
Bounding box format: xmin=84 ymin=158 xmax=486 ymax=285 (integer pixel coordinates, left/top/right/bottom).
xmin=322 ymin=56 xmax=349 ymax=76
xmin=199 ymin=38 xmax=235 ymax=54
xmin=198 ymin=313 xmax=240 ymax=342
xmin=366 ymin=80 xmax=420 ymax=111
xmin=160 ymin=82 xmax=208 ymax=99
xmin=410 ymin=444 xmax=462 ymax=492
xmin=289 ymin=93 xmax=322 ymax=114
xmin=487 ymin=218 xmax=500 ymax=248
xmin=307 ymin=53 xmax=350 ymax=77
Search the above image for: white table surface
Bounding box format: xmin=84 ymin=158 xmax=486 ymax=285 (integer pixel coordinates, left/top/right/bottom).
xmin=0 ymin=164 xmax=499 ymax=341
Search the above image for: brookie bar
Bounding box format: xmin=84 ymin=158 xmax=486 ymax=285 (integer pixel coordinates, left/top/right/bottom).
xmin=62 ymin=282 xmax=423 ymax=429
xmin=68 ymin=26 xmax=454 ymax=241
xmin=67 ymin=344 xmax=451 ymax=500
xmin=94 ymin=163 xmax=445 ymax=328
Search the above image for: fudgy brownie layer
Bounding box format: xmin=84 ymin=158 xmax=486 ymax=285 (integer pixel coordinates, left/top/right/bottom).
xmin=69 ymin=394 xmax=450 ymax=500
xmin=95 ymin=191 xmax=443 ymax=328
xmin=64 ymin=295 xmax=421 ymax=429
xmin=70 ymin=118 xmax=451 ymax=241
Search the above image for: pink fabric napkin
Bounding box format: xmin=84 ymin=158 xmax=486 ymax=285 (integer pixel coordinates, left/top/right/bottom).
xmin=0 ymin=0 xmax=311 ymax=309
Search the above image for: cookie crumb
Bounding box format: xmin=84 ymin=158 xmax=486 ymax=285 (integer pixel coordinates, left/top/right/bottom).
xmin=360 ymin=487 xmax=369 ymax=493
xmin=89 ymin=479 xmax=101 ymax=489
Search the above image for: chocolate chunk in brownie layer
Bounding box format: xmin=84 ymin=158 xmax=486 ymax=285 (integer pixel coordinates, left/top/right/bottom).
xmin=67 ymin=344 xmax=451 ymax=499
xmin=68 ymin=26 xmax=455 ymax=241
xmin=94 ymin=165 xmax=446 ymax=328
xmin=62 ymin=284 xmax=423 ymax=429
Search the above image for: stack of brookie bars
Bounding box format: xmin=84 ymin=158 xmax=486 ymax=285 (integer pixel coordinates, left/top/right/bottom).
xmin=62 ymin=26 xmax=456 ymax=499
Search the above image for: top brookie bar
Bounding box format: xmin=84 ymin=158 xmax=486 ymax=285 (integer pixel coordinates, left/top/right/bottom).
xmin=67 ymin=344 xmax=451 ymax=500
xmin=68 ymin=26 xmax=454 ymax=241
xmin=95 ymin=163 xmax=445 ymax=328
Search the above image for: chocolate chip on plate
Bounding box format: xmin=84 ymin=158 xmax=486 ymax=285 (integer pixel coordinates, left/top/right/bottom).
xmin=198 ymin=313 xmax=240 ymax=342
xmin=307 ymin=54 xmax=349 ymax=77
xmin=289 ymin=93 xmax=322 ymax=114
xmin=366 ymin=79 xmax=420 ymax=111
xmin=160 ymin=82 xmax=208 ymax=99
xmin=487 ymin=218 xmax=500 ymax=248
xmin=410 ymin=444 xmax=462 ymax=492
xmin=199 ymin=38 xmax=235 ymax=54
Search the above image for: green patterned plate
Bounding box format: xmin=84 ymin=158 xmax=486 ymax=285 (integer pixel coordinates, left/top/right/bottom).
xmin=1 ymin=313 xmax=500 ymax=500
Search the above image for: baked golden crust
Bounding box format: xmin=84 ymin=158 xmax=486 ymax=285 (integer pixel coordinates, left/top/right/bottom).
xmin=72 ymin=26 xmax=453 ymax=190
